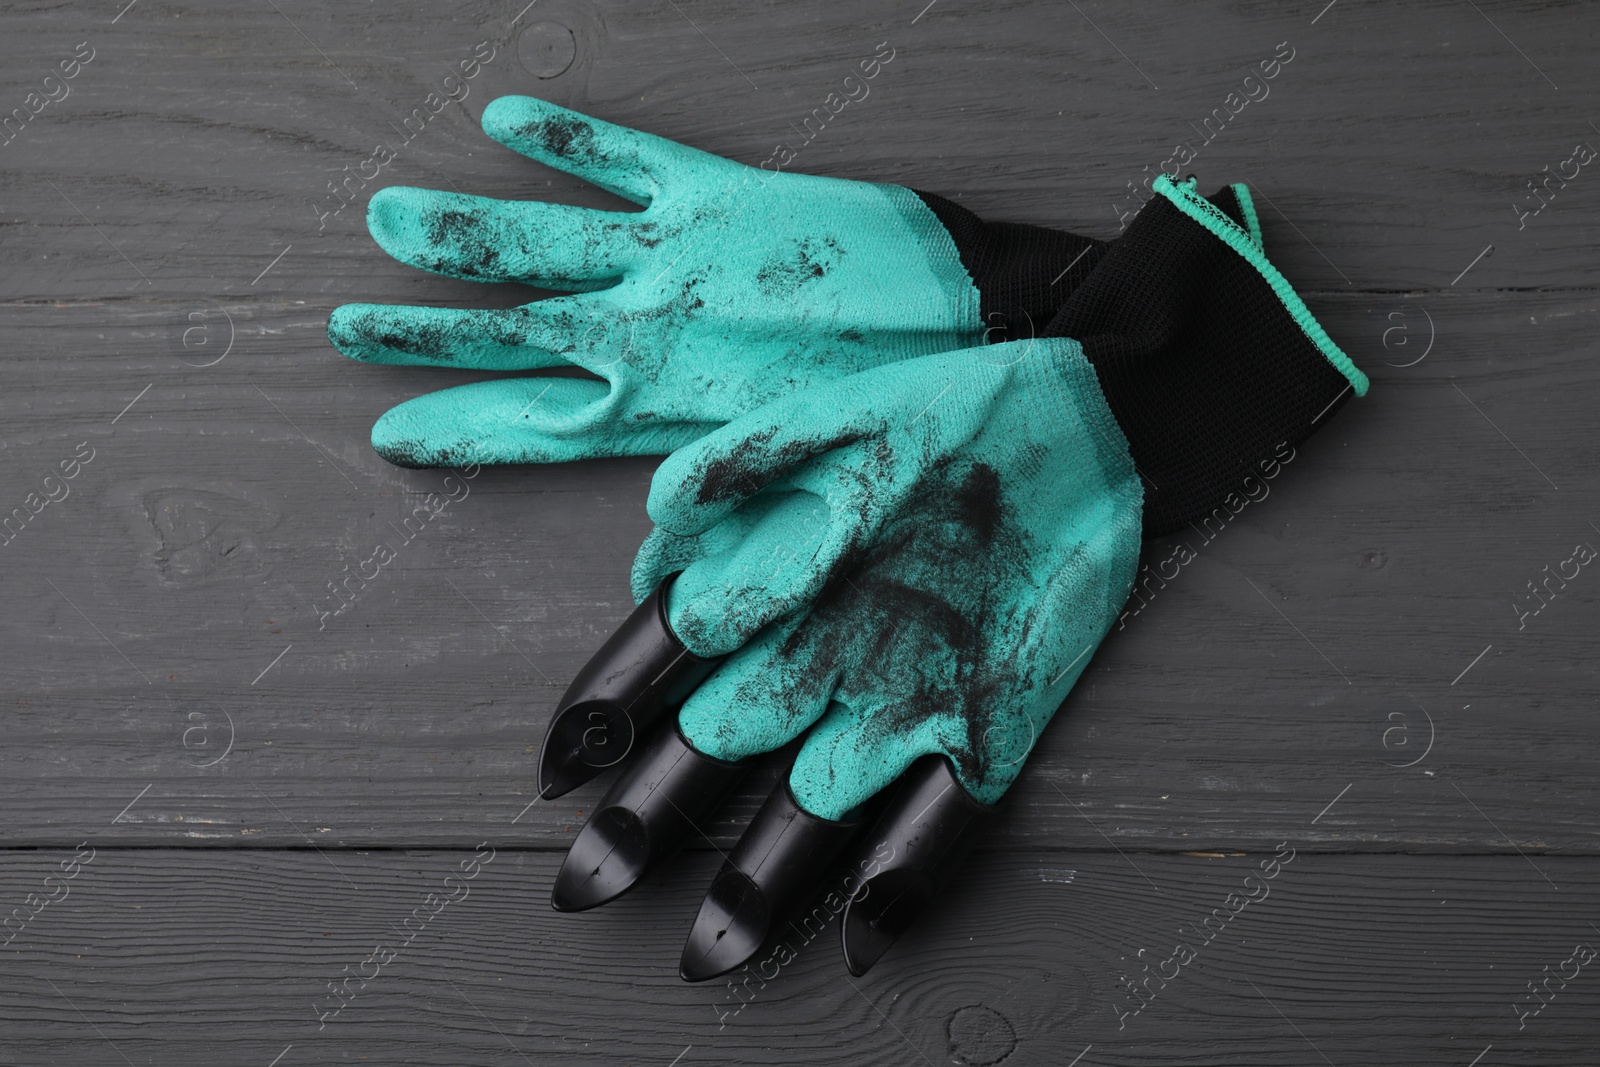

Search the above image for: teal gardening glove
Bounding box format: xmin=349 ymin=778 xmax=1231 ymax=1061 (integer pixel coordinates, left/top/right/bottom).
xmin=328 ymin=97 xmax=1262 ymax=466
xmin=539 ymin=175 xmax=1369 ymax=980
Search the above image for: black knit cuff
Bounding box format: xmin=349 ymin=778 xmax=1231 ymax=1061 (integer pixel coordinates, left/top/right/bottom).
xmin=911 ymin=191 xmax=1106 ymax=343
xmin=1042 ymin=179 xmax=1365 ymax=538
xmin=914 ymin=187 xmax=1257 ymax=345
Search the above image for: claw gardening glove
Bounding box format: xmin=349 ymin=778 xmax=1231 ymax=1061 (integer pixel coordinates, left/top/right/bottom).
xmin=537 ymin=174 xmax=1367 ymax=980
xmin=328 ymin=96 xmax=1261 ymax=467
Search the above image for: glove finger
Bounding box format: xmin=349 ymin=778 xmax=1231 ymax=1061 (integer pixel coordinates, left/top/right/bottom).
xmin=793 ymin=636 xmax=1076 ymax=823
xmin=674 ymin=612 xmax=838 ymax=763
xmin=552 ymin=721 xmax=747 ymax=912
xmin=837 ymin=755 xmax=996 ymax=975
xmin=632 ymin=487 xmax=820 ymax=600
xmin=636 ymin=490 xmax=833 ymax=656
xmin=793 ymin=626 xmax=1087 ymax=822
xmin=366 ymin=186 xmax=641 ymax=289
xmin=675 ymin=618 xmax=924 ymax=982
xmin=538 ymin=575 xmax=722 ymax=801
xmin=481 ymin=95 xmax=731 ymax=205
xmin=370 ymin=377 xmax=714 ymax=468
xmin=788 ymin=695 xmax=940 ymax=823
xmin=328 ymin=300 xmax=591 ymax=371
xmin=655 ymin=455 xmax=927 ymax=658
xmin=645 ymin=367 xmax=933 ymax=536
xmin=680 ymin=735 xmax=865 ymax=982
xmin=553 ymin=610 xmax=845 ymax=939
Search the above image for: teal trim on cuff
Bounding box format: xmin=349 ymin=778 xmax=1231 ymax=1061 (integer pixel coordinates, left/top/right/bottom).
xmin=1155 ymin=175 xmax=1369 ymax=397
xmin=1230 ymin=181 xmax=1263 ymax=251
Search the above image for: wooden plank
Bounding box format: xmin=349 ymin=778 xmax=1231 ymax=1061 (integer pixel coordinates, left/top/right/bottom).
xmin=0 ymin=0 xmax=1596 ymax=301
xmin=1 ymin=848 xmax=1596 ymax=1065
xmin=3 ymin=0 xmax=1600 ymax=1059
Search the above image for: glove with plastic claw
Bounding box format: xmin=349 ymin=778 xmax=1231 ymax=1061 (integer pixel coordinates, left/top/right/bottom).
xmin=543 ymin=174 xmax=1369 ymax=979
xmin=327 ymin=95 xmax=1124 ymax=468
xmin=529 ymin=169 xmax=1266 ymax=798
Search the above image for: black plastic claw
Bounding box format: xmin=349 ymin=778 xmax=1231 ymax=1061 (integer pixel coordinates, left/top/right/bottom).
xmin=537 ymin=576 xmax=721 ymax=800
xmin=552 ymin=725 xmax=747 ymax=912
xmin=679 ymin=783 xmax=862 ymax=983
xmin=839 ymin=755 xmax=996 ymax=976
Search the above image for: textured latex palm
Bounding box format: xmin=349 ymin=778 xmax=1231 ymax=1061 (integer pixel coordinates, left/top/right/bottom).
xmin=327 ymin=96 xmax=999 ymax=467
xmin=635 ymin=339 xmax=1141 ymax=817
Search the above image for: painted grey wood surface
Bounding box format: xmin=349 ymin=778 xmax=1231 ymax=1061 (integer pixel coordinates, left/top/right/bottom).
xmin=2 ymin=0 xmax=1598 ymax=1062
xmin=2 ymin=849 xmax=1597 ymax=1065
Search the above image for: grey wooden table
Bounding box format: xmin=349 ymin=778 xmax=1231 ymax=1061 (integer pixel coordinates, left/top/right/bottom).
xmin=2 ymin=1 xmax=1597 ymax=1063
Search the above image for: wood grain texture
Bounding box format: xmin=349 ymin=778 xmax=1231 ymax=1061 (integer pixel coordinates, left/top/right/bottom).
xmin=3 ymin=0 xmax=1599 ymax=1061
xmin=2 ymin=0 xmax=1598 ymax=295
xmin=3 ymin=849 xmax=1598 ymax=1066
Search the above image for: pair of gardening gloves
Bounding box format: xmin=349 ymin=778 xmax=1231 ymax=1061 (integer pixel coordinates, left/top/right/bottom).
xmin=328 ymin=97 xmax=1368 ymax=981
